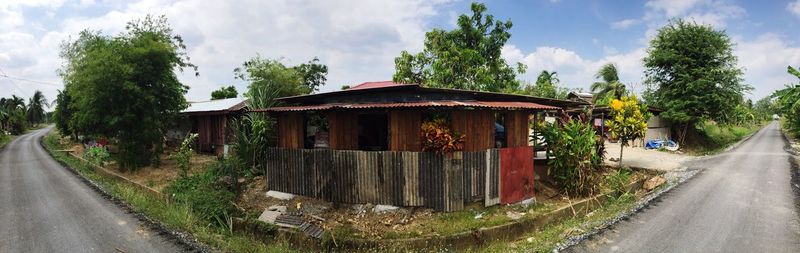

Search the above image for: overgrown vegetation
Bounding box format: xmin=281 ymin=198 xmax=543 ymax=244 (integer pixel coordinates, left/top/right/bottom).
xmin=44 ymin=131 xmax=292 ymax=252
xmin=171 ymin=133 xmax=198 ymax=177
xmin=541 ymin=112 xmax=604 ymax=196
xmin=773 ymin=66 xmax=800 ymax=137
xmin=164 ymin=160 xmax=236 ymax=225
xmin=83 ymin=146 xmax=111 ymax=166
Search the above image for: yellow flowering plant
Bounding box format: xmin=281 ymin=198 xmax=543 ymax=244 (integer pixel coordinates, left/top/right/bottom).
xmin=606 ymin=95 xmax=650 ymax=167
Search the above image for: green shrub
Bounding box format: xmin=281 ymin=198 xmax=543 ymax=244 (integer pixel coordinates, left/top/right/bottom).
xmin=83 ymin=146 xmax=111 ymax=166
xmin=171 ymin=133 xmax=198 ymax=177
xmin=606 ymin=168 xmax=631 ymax=199
xmin=541 ymin=113 xmax=604 ymax=196
xmin=696 ymin=121 xmax=754 ymax=149
xmin=164 ymin=162 xmax=236 ymax=225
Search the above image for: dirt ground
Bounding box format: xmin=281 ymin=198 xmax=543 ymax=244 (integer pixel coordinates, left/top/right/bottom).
xmin=604 ymin=141 xmax=695 ymax=171
xmin=236 ymin=167 xmax=653 ymax=239
xmin=70 ymin=143 xmax=217 ymax=191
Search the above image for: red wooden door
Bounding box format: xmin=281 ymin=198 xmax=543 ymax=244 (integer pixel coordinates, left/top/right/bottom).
xmin=499 ymin=146 xmax=535 ymax=204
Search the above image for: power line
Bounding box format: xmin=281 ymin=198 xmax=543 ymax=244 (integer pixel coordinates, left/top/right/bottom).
xmin=0 ymin=74 xmax=62 ymax=87
xmin=0 ymin=67 xmax=30 ymax=97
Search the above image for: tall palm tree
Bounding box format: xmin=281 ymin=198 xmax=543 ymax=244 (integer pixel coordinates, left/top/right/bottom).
xmin=591 ymin=63 xmax=627 ymax=100
xmin=26 ymin=90 xmax=48 ymax=126
xmin=524 ymin=70 xmax=561 ymax=98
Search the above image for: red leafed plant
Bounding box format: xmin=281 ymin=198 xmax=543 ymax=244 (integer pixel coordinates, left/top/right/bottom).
xmin=420 ymin=118 xmax=464 ymax=153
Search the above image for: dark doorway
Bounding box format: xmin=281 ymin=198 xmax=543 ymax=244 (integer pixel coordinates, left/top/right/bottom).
xmin=495 ymin=113 xmax=507 ymax=148
xmin=358 ymin=113 xmax=388 ymax=151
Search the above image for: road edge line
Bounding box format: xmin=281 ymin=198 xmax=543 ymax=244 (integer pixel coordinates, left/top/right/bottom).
xmin=37 ymin=132 xmax=212 ymax=253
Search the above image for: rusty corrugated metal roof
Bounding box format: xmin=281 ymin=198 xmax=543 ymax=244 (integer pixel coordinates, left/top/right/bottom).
xmin=348 ymin=81 xmax=408 ymax=90
xmin=250 ymin=100 xmax=559 ymax=112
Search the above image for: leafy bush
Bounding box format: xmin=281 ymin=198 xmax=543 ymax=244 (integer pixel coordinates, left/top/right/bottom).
xmin=605 ymin=168 xmax=631 ymax=198
xmin=164 ymin=161 xmax=236 ymax=225
xmin=420 ymin=118 xmax=464 ymax=153
xmin=541 ymin=113 xmax=604 ymax=196
xmin=171 ymin=133 xmax=198 ymax=177
xmin=83 ymin=146 xmax=110 ymax=166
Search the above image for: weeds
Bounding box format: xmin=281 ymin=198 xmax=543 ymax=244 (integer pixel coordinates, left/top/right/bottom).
xmin=43 ymin=131 xmax=295 ymax=253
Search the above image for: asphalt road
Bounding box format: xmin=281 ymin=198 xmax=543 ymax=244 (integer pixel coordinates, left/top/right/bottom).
xmin=0 ymin=127 xmax=182 ymax=252
xmin=567 ymin=121 xmax=800 ymax=253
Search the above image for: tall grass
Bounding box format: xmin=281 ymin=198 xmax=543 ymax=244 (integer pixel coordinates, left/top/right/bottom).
xmin=43 ymin=131 xmax=295 ymax=253
xmin=691 ymin=121 xmax=762 ymax=154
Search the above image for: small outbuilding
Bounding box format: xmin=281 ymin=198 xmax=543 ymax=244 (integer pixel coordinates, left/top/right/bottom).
xmin=182 ymin=97 xmax=248 ymax=156
xmin=252 ymin=81 xmax=586 ymax=211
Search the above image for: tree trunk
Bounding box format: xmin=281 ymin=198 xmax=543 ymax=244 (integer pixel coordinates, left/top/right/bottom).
xmin=619 ymin=142 xmax=624 ymax=167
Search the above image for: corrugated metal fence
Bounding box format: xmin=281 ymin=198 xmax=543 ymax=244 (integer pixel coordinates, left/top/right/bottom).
xmin=264 ymin=147 xmax=526 ymax=212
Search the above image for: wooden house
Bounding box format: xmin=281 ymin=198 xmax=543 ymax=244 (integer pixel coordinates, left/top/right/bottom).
xmin=182 ymin=97 xmax=247 ymax=156
xmin=252 ymin=81 xmax=586 ymax=211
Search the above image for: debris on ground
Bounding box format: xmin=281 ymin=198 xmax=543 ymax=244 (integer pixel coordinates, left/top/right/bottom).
xmin=506 ymin=211 xmax=525 ymax=220
xmin=258 ymin=210 xmax=281 ymax=224
xmin=373 ymin=204 xmax=400 ymax=213
xmin=643 ymin=176 xmax=667 ymax=191
xmin=266 ymin=190 xmax=295 ymax=200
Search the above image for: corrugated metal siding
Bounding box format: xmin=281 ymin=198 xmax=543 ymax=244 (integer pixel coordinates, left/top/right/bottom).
xmin=264 ymin=148 xmax=517 ymax=212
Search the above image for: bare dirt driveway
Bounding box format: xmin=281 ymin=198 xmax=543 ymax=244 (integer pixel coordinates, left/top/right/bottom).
xmin=565 ymin=121 xmax=800 ymax=252
xmin=0 ymin=127 xmax=183 ymax=252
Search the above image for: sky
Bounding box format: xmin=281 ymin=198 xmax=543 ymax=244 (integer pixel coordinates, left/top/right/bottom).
xmin=1 ymin=0 xmax=800 ymax=106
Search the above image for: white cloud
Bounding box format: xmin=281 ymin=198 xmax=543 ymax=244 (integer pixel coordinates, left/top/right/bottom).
xmin=788 ymin=0 xmax=800 ymax=16
xmin=734 ymin=33 xmax=800 ymax=98
xmin=645 ymin=0 xmax=704 ymax=17
xmin=611 ymin=19 xmax=639 ymax=29
xmin=502 ymin=44 xmax=646 ymax=94
xmin=0 ymin=0 xmax=448 ymax=102
xmin=643 ymin=0 xmax=744 ymax=28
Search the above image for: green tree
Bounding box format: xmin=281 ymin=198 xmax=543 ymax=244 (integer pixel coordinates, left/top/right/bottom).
xmin=643 ymin=19 xmax=749 ymax=143
xmin=0 ymin=96 xmax=27 ymax=134
xmin=26 ymin=90 xmax=48 ymax=126
xmin=773 ymin=66 xmax=800 ymax=137
xmin=520 ymin=70 xmax=568 ymax=98
xmin=393 ymin=2 xmax=525 ymax=92
xmin=52 ymin=89 xmax=74 ymax=138
xmin=292 ymin=57 xmax=328 ymax=92
xmin=59 ymin=15 xmax=196 ymax=169
xmin=606 ymin=95 xmax=649 ymax=167
xmin=211 ymin=86 xmax=238 ymax=100
xmin=590 ymin=63 xmax=627 ymax=104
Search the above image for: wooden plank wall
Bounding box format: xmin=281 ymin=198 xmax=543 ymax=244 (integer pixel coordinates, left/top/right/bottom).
xmin=505 ymin=111 xmax=531 ymax=147
xmin=328 ymin=111 xmax=358 ymax=150
xmin=452 ymin=110 xmax=494 ymax=151
xmin=388 ymin=110 xmax=422 ymax=151
xmin=277 ymin=113 xmax=304 ymax=149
